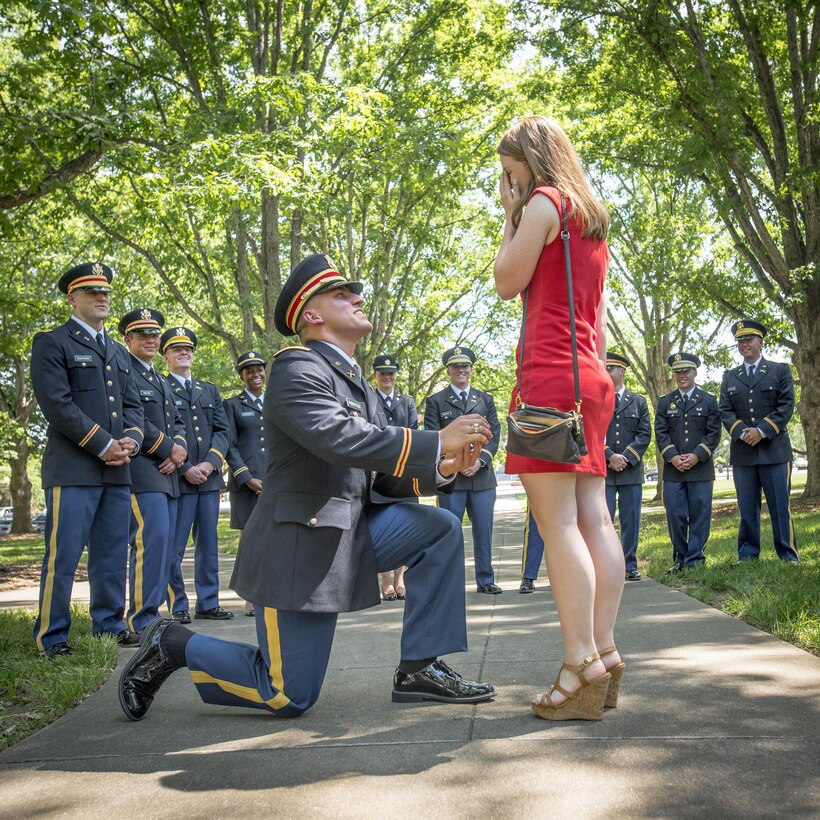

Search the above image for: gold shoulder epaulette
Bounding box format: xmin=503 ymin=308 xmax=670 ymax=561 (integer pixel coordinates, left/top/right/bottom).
xmin=272 ymin=346 xmax=311 ymax=359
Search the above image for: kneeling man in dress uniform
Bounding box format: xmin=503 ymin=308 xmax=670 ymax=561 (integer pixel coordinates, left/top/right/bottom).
xmin=119 ymin=253 xmax=496 ymax=721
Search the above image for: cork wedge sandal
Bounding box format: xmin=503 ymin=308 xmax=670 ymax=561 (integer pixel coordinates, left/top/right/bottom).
xmin=531 ymin=654 xmax=610 ymax=721
xmin=598 ymin=645 xmax=625 ymax=709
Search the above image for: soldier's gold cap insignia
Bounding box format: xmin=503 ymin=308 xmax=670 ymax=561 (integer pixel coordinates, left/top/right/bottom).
xmin=92 ymin=262 xmax=103 ymax=276
xmin=141 ymin=308 xmax=152 ymax=320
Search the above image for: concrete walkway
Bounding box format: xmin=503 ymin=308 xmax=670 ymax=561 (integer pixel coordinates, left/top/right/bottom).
xmin=1 ymin=487 xmax=818 ymax=818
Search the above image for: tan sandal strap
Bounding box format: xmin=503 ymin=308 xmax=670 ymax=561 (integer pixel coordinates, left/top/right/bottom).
xmin=562 ymin=654 xmax=600 ymax=686
xmin=549 ymin=682 xmax=574 ymax=699
xmin=598 ymin=645 xmax=617 ymax=656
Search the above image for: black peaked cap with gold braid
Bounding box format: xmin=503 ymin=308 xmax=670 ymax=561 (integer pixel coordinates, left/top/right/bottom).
xmin=274 ymin=253 xmax=363 ymax=337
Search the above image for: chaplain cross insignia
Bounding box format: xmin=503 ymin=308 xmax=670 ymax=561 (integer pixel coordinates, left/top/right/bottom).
xmin=347 ymin=369 xmax=356 ymax=379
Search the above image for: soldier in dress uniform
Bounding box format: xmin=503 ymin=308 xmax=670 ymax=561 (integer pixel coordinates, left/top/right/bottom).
xmin=119 ymin=253 xmax=495 ymax=722
xmin=30 ymin=262 xmax=144 ymax=657
xmin=119 ymin=309 xmax=188 ymax=633
xmin=371 ymin=353 xmax=418 ymax=600
xmin=604 ymin=353 xmax=651 ymax=581
xmin=518 ymin=504 xmax=544 ymax=594
xmin=654 ymin=353 xmax=721 ymax=572
xmin=423 ymin=346 xmax=502 ymax=593
xmin=718 ymin=320 xmax=798 ymax=563
xmin=160 ymin=326 xmax=233 ymax=621
xmin=224 ymin=350 xmax=267 ymax=616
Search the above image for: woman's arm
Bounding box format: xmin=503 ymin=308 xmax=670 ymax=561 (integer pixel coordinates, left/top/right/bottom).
xmin=493 ymin=179 xmax=560 ymax=301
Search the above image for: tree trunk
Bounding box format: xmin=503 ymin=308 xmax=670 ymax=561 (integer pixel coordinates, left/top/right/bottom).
xmin=9 ymin=434 xmax=32 ymax=534
xmin=792 ymin=293 xmax=820 ymax=498
xmin=8 ymin=354 xmax=34 ymax=532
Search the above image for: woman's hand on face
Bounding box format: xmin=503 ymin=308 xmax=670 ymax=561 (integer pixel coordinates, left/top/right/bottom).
xmin=499 ymin=170 xmax=520 ymax=216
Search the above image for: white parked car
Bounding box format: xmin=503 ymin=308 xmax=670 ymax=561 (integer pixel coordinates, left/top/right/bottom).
xmin=794 ymin=457 xmax=808 ymax=470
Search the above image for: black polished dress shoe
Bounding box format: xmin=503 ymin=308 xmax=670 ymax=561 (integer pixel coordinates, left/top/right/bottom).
xmin=194 ymin=606 xmax=234 ymax=620
xmin=625 ymin=570 xmax=642 ymax=581
xmin=101 ymin=629 xmax=141 ymax=646
xmin=476 ymin=583 xmax=502 ymax=594
xmin=171 ymin=610 xmax=192 ymax=624
xmin=519 ymin=579 xmax=535 ymax=594
xmin=118 ymin=619 xmax=181 ymax=721
xmin=392 ymin=659 xmax=495 ymax=703
xmin=666 ymin=562 xmax=684 ymax=575
xmin=44 ymin=642 xmax=73 ymax=659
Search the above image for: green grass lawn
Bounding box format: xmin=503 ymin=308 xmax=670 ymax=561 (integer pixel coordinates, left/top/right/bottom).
xmin=0 ymin=606 xmax=118 ymax=751
xmin=638 ymin=500 xmax=819 ymax=655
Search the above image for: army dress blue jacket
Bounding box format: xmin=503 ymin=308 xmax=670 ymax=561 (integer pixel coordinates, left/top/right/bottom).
xmin=167 ymin=375 xmax=229 ymax=494
xmin=231 ymin=341 xmax=452 ymax=614
xmin=654 ymin=387 xmax=721 ymax=482
xmin=224 ymin=391 xmax=267 ymax=491
xmin=375 ymin=390 xmax=419 ymax=430
xmin=718 ymin=358 xmax=794 ymax=466
xmin=423 ymin=386 xmax=500 ymax=492
xmin=604 ymin=391 xmax=651 ymax=487
xmin=129 ymin=355 xmax=187 ymax=496
xmin=31 ymin=319 xmax=144 ymax=488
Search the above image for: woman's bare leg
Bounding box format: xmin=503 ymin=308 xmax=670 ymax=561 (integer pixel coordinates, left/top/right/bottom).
xmin=522 ymin=473 xmax=607 ymax=704
xmin=575 ymin=474 xmax=624 ymax=668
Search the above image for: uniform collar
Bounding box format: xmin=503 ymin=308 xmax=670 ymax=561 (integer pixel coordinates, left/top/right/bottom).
xmin=319 ymin=340 xmax=358 ymax=371
xmin=69 ymin=316 xmax=105 ymax=339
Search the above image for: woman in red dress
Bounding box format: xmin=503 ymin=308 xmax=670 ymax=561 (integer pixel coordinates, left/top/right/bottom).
xmin=494 ymin=116 xmax=625 ymax=721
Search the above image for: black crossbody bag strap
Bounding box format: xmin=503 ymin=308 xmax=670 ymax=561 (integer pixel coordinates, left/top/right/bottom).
xmin=515 ymin=193 xmax=581 ymax=411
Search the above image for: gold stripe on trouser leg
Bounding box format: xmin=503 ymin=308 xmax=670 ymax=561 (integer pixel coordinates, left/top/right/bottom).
xmin=264 ymin=607 xmax=292 ymax=710
xmin=128 ymin=494 xmax=145 ymax=631
xmin=35 ymin=487 xmax=61 ymax=651
xmin=187 ymin=608 xmax=292 ymax=709
xmin=787 ymin=464 xmax=797 ymax=552
xmin=521 ymin=504 xmax=531 ymax=577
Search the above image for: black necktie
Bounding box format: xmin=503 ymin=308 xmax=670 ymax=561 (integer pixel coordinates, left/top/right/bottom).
xmin=96 ymin=332 xmax=106 ymax=354
xmin=614 ymin=393 xmax=620 ymax=411
xmin=256 ymin=397 xmax=263 ymax=411
xmin=184 ymin=378 xmax=192 ymax=396
xmin=459 ymin=390 xmax=468 ymax=410
xmin=680 ymin=393 xmax=687 ymax=408
xmin=385 ymin=395 xmax=392 ymax=409
xmin=748 ymin=364 xmax=756 ymax=379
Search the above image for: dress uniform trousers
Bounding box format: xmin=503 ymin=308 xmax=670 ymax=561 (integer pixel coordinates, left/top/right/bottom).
xmin=34 ymin=485 xmax=131 ymax=649
xmin=605 ymin=484 xmax=642 ymax=573
xmin=734 ymin=464 xmax=797 ymax=561
xmin=521 ymin=508 xmax=545 ymax=581
xmin=168 ymin=491 xmax=221 ymax=613
xmin=437 ymin=488 xmax=496 ymax=587
xmin=183 ymin=501 xmax=466 ymax=715
xmin=663 ymin=481 xmax=713 ymax=566
xmin=128 ymin=492 xmax=178 ymax=632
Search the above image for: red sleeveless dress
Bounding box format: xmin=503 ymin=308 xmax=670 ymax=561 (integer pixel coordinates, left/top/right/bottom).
xmin=505 ymin=186 xmax=613 ymax=477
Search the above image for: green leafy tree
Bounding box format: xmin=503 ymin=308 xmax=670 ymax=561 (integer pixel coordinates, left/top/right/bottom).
xmin=524 ymin=0 xmax=820 ymax=496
